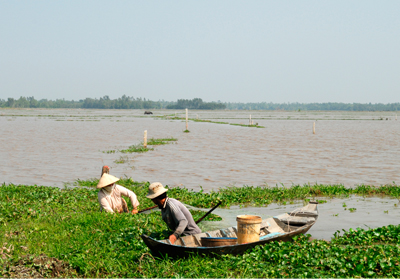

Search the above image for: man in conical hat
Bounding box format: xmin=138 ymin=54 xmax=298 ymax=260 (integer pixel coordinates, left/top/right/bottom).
xmin=146 ymin=182 xmax=201 ymax=244
xmin=97 ymin=173 xmax=139 ymax=214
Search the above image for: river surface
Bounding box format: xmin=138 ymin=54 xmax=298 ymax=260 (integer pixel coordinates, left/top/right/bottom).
xmin=1 ymin=108 xmax=399 ymax=239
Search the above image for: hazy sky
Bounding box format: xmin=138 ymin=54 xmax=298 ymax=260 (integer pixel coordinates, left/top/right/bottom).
xmin=1 ymin=1 xmax=399 ymax=103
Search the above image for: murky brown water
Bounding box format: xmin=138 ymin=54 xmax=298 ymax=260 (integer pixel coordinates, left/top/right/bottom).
xmin=1 ymin=108 xmax=399 ymax=238
xmin=2 ymin=108 xmax=398 ymax=190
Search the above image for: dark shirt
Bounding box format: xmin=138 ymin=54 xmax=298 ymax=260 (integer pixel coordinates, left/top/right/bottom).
xmin=161 ymin=197 xmax=202 ymax=238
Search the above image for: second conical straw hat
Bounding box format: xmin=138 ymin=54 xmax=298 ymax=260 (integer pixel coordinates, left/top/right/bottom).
xmin=97 ymin=173 xmax=120 ymax=189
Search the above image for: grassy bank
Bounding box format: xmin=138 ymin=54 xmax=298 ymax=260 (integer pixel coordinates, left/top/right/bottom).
xmin=1 ymin=181 xmax=400 ymax=278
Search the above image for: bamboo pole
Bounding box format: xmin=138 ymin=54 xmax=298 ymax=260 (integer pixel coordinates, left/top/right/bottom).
xmin=144 ymin=130 xmax=147 ymax=148
xmin=185 ymin=108 xmax=188 ymax=130
xmin=138 ymin=205 xmax=158 ymax=213
xmin=249 ymin=115 xmax=252 ymax=125
xmin=313 ymin=122 xmax=316 ymax=134
xmin=195 ymin=201 xmax=222 ymax=224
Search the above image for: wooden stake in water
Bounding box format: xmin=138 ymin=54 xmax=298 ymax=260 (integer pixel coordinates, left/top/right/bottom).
xmin=313 ymin=122 xmax=316 ymax=134
xmin=249 ymin=115 xmax=252 ymax=125
xmin=396 ymin=114 xmax=397 ymax=121
xmin=186 ymin=108 xmax=188 ymax=130
xmin=144 ymin=130 xmax=147 ymax=148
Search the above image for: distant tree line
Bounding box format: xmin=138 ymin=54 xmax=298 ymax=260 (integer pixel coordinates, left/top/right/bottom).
xmin=224 ymin=102 xmax=400 ymax=111
xmin=0 ymin=96 xmax=399 ymax=111
xmin=81 ymin=95 xmax=166 ymax=109
xmin=0 ymin=95 xmax=172 ymax=109
xmin=166 ymin=98 xmax=226 ymax=110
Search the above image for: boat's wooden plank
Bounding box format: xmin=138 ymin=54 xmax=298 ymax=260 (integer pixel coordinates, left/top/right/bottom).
xmin=268 ymin=218 xmax=286 ymax=233
xmin=276 ymin=213 xmax=315 ymax=225
xmin=260 ymin=231 xmax=284 ymax=240
xmin=219 ymin=227 xmax=237 ymax=237
xmin=179 ymin=235 xmax=201 ymax=247
xmin=259 ymin=227 xmax=270 ymax=237
xmin=289 ymin=210 xmax=318 ymax=217
xmin=260 ymin=217 xmax=273 ymax=229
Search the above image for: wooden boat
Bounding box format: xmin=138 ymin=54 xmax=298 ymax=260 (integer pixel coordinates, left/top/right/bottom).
xmin=141 ymin=201 xmax=318 ymax=258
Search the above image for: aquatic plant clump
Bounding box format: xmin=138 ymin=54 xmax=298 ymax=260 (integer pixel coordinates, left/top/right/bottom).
xmin=147 ymin=137 xmax=177 ymax=145
xmin=119 ymin=144 xmax=154 ymax=153
xmin=229 ymin=123 xmax=265 ymax=128
xmin=103 ymin=137 xmax=177 ymax=154
xmin=2 ymin=182 xmax=400 ymax=278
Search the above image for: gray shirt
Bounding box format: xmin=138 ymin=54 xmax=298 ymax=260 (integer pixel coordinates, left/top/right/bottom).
xmin=161 ymin=197 xmax=202 ymax=238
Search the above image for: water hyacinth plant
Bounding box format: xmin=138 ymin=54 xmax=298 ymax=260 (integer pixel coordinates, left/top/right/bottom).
xmin=1 ymin=181 xmax=400 ymax=278
xmin=105 ymin=137 xmax=177 ymax=154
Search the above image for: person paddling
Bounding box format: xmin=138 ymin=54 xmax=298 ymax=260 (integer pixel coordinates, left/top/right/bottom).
xmin=97 ymin=173 xmax=139 ymax=214
xmin=146 ymin=182 xmax=201 ymax=244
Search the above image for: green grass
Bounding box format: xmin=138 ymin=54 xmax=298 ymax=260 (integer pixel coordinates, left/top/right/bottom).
xmin=2 ymin=181 xmax=400 ymax=278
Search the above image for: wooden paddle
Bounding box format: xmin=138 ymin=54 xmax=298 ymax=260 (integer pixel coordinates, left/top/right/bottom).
xmin=138 ymin=205 xmax=158 ymax=213
xmin=195 ymin=201 xmax=222 ymax=224
xmin=138 ymin=200 xmax=222 ymax=219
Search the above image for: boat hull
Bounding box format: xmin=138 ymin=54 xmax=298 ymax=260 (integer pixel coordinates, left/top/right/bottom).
xmin=141 ymin=202 xmax=318 ymax=258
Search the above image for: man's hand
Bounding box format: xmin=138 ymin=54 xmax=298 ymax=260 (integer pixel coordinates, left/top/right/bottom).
xmin=131 ymin=209 xmax=138 ymax=214
xmin=169 ymin=234 xmax=177 ymax=244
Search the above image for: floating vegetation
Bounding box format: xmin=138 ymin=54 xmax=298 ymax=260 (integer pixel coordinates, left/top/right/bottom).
xmin=2 ymin=182 xmax=400 ymax=278
xmin=191 ymin=119 xmax=229 ymax=125
xmin=114 ymin=155 xmax=130 ymax=164
xmin=229 ymin=123 xmax=265 ymax=128
xmin=156 ymin=115 xmax=263 ymax=128
xmin=147 ymin=137 xmax=177 ymax=145
xmin=349 ymin=207 xmax=357 ymax=212
xmin=120 ymin=144 xmax=153 ymax=153
xmin=183 ymin=129 xmax=190 ymax=133
xmin=103 ymin=138 xmax=176 ymax=154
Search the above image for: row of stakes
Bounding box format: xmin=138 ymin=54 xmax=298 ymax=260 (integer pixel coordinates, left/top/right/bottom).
xmin=144 ymin=111 xmax=398 ymax=145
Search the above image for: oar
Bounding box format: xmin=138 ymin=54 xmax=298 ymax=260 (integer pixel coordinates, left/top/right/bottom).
xmin=138 ymin=205 xmax=158 ymax=213
xmin=195 ymin=201 xmax=222 ymax=224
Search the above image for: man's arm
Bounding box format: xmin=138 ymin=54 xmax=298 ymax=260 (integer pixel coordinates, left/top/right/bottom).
xmin=117 ymin=185 xmax=140 ymax=213
xmin=168 ymin=200 xmax=188 ymax=239
xmin=98 ymin=193 xmax=114 ymax=213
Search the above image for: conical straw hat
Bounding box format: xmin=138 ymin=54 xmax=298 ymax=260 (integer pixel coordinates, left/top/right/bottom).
xmin=97 ymin=173 xmax=120 ymax=189
xmin=146 ymin=182 xmax=168 ymax=199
